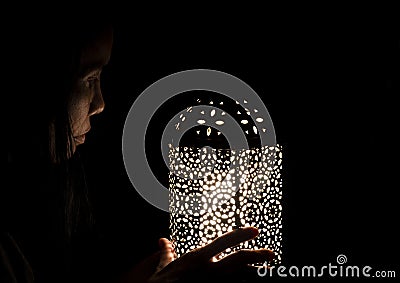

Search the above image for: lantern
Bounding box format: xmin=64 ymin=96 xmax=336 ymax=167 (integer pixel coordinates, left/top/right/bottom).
xmin=167 ymin=94 xmax=283 ymax=264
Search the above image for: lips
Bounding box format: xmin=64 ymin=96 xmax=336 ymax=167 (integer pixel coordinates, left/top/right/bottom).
xmin=74 ymin=134 xmax=86 ymax=145
xmin=74 ymin=127 xmax=90 ymax=145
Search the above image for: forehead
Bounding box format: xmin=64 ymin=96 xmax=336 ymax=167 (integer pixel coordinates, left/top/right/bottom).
xmin=78 ymin=27 xmax=113 ymax=76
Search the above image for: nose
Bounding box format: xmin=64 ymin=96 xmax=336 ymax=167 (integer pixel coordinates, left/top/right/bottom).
xmin=89 ymin=82 xmax=105 ymax=116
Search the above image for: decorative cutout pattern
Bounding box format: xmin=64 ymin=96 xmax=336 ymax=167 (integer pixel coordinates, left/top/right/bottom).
xmin=169 ymin=145 xmax=283 ymax=264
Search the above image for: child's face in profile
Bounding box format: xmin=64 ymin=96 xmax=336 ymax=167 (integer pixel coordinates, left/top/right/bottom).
xmin=67 ymin=27 xmax=113 ymax=152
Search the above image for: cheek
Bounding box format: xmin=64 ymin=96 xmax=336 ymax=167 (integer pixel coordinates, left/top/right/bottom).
xmin=68 ymin=87 xmax=92 ymax=131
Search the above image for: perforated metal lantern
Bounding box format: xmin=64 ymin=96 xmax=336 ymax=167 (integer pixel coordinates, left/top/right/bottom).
xmin=167 ymin=95 xmax=283 ymax=264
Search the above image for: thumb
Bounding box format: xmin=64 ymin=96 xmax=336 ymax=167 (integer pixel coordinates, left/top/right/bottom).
xmin=156 ymin=238 xmax=176 ymax=273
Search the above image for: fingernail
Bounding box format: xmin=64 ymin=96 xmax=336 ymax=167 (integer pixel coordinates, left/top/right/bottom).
xmin=261 ymin=249 xmax=276 ymax=260
xmin=246 ymin=227 xmax=259 ymax=237
xmin=237 ymin=227 xmax=259 ymax=237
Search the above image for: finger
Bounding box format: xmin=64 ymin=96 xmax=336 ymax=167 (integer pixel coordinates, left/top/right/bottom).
xmin=158 ymin=238 xmax=175 ymax=256
xmin=156 ymin=238 xmax=175 ymax=272
xmin=199 ymin=227 xmax=259 ymax=260
xmin=213 ymin=249 xmax=275 ymax=271
xmin=158 ymin=238 xmax=173 ymax=249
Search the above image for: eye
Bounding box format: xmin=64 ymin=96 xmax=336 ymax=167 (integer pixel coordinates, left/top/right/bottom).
xmin=85 ymin=75 xmax=99 ymax=88
xmin=88 ymin=76 xmax=98 ymax=82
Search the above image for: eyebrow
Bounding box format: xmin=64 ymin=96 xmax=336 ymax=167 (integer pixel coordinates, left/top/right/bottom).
xmin=80 ymin=62 xmax=105 ymax=77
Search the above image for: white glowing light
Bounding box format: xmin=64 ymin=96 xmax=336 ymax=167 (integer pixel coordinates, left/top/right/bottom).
xmin=241 ymin=120 xmax=248 ymax=124
xmin=215 ymin=120 xmax=224 ymax=125
xmin=206 ymin=127 xmax=211 ymax=136
xmin=169 ymin=145 xmax=283 ymax=264
xmin=197 ymin=119 xmax=206 ymax=124
xmin=256 ymin=117 xmax=264 ymax=123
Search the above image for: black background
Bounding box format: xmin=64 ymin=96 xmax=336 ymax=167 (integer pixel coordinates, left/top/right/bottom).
xmin=78 ymin=14 xmax=399 ymax=281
